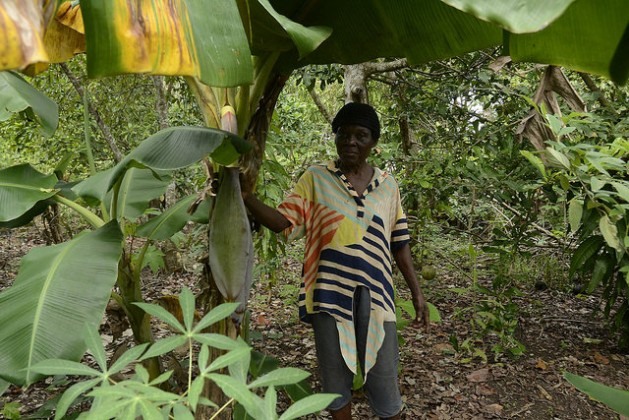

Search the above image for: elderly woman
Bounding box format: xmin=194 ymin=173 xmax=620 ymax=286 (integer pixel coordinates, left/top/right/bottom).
xmin=242 ymin=102 xmax=430 ymax=420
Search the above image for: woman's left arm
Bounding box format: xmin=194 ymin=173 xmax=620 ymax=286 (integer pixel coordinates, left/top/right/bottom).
xmin=392 ymin=243 xmax=430 ymax=332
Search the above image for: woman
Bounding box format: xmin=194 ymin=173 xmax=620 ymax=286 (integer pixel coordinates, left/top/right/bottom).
xmin=242 ymin=102 xmax=430 ymax=420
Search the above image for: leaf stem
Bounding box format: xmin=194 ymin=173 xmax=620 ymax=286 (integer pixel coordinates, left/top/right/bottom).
xmin=83 ymin=82 xmax=97 ymax=175
xmin=52 ymin=195 xmax=104 ymax=228
xmin=210 ymin=398 xmax=235 ymax=420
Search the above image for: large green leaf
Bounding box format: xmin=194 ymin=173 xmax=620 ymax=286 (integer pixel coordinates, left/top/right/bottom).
xmin=441 ymin=0 xmax=577 ymax=33
xmin=0 ymin=199 xmax=52 ymax=228
xmin=255 ymin=0 xmax=332 ymax=59
xmin=136 ymin=194 xmax=197 ymax=240
xmin=276 ymin=0 xmax=500 ymax=67
xmin=73 ymin=126 xmax=250 ymax=202
xmin=0 ymin=71 xmax=58 ymax=137
xmin=2 ymin=0 xmax=628 ymax=84
xmin=112 ymin=168 xmax=171 ymax=220
xmin=0 ymin=221 xmax=123 ymax=385
xmin=508 ymin=0 xmax=629 ymax=84
xmin=81 ymin=0 xmax=253 ymax=87
xmin=0 ymin=164 xmax=58 ymax=222
xmin=564 ymin=372 xmax=629 ymax=415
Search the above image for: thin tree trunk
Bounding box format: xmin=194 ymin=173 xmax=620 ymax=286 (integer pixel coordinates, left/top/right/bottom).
xmin=579 ymin=72 xmax=612 ymax=109
xmin=152 ymin=76 xmax=170 ymax=130
xmin=195 ymin=72 xmax=289 ymax=420
xmin=59 ymin=63 xmax=123 ymax=162
xmin=307 ymin=84 xmax=333 ymax=124
xmin=240 ymin=73 xmax=290 ymax=195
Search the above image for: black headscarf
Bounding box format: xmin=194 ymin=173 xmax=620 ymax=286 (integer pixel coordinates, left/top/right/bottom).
xmin=331 ymin=102 xmax=380 ymax=140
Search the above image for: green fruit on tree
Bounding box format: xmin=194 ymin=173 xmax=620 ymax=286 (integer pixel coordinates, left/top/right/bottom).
xmin=421 ymin=265 xmax=437 ymax=280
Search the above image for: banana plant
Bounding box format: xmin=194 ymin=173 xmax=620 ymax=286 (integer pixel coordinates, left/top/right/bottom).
xmin=3 ymin=0 xmax=627 ymax=306
xmin=0 ymin=126 xmax=250 ymax=386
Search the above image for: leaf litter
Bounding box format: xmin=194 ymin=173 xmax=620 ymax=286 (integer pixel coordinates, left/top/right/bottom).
xmin=1 ymin=225 xmax=628 ymax=419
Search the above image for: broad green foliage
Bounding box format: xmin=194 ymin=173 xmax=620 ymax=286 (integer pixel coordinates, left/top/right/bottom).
xmin=440 ymin=0 xmax=578 ymax=33
xmin=0 ymin=164 xmax=58 ymax=222
xmin=73 ymin=126 xmax=248 ymax=202
xmin=82 ymin=0 xmax=254 ymax=87
xmin=564 ymin=372 xmax=629 ymax=416
xmin=1 ymin=0 xmax=628 ymax=84
xmin=0 ymin=222 xmax=123 ymax=385
xmin=0 ymin=126 xmax=248 ymax=386
xmin=0 ymin=71 xmax=58 ymax=137
xmin=29 ymin=289 xmax=336 ymax=419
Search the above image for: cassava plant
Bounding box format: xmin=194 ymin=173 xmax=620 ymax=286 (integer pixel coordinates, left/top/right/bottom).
xmin=28 ymin=288 xmax=337 ymax=419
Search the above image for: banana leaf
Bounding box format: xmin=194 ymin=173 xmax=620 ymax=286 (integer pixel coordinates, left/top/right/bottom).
xmin=81 ymin=0 xmax=253 ymax=87
xmin=0 ymin=221 xmax=123 ymax=385
xmin=0 ymin=1 xmax=48 ymax=70
xmin=0 ymin=71 xmax=59 ymax=137
xmin=564 ymin=372 xmax=629 ymax=416
xmin=136 ymin=194 xmax=200 ymax=240
xmin=0 ymin=164 xmax=58 ymax=222
xmin=72 ymin=126 xmax=250 ymax=202
xmin=111 ymin=168 xmax=171 ymax=220
xmin=2 ymin=0 xmax=627 ymax=85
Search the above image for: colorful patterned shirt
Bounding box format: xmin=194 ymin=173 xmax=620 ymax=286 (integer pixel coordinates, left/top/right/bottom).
xmin=277 ymin=161 xmax=410 ymax=376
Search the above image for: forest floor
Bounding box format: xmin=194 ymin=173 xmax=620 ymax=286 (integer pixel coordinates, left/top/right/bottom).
xmin=1 ymin=225 xmax=628 ymax=419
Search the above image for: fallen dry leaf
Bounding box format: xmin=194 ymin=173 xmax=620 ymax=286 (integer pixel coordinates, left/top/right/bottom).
xmin=593 ymin=351 xmax=610 ymax=365
xmin=467 ymin=367 xmax=490 ymax=383
xmin=484 ymin=403 xmax=504 ymax=414
xmin=535 ymin=358 xmax=549 ymax=370
xmin=537 ymin=384 xmax=553 ymax=400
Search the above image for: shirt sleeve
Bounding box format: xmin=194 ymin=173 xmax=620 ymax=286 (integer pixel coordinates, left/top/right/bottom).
xmin=276 ymin=169 xmax=313 ymax=241
xmin=390 ymin=182 xmax=410 ymax=251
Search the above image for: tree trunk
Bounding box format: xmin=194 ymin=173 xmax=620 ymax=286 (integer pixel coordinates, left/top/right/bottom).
xmin=240 ymin=73 xmax=290 ymax=194
xmin=59 ymin=63 xmax=123 ymax=162
xmin=194 ymin=71 xmax=289 ymax=420
xmin=344 ymin=64 xmax=370 ymax=103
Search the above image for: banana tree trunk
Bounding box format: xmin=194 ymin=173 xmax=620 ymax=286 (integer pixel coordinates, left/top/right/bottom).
xmin=240 ymin=72 xmax=290 ymax=194
xmin=115 ymin=256 xmax=161 ymax=379
xmin=194 ymin=71 xmax=288 ymax=419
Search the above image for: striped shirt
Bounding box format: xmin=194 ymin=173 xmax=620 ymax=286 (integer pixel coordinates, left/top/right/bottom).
xmin=277 ymin=161 xmax=410 ymax=377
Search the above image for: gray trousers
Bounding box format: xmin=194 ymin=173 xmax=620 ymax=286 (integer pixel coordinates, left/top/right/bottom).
xmin=311 ymin=286 xmax=402 ymax=418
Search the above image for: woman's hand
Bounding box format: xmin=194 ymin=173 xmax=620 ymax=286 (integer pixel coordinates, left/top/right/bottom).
xmin=393 ymin=243 xmax=431 ymax=333
xmin=411 ymin=289 xmax=430 ymax=332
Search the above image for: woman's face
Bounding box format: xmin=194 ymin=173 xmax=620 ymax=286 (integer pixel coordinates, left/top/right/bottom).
xmin=334 ymin=124 xmax=376 ymax=168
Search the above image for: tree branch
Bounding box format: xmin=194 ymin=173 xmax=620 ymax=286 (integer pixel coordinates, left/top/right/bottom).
xmin=578 ymin=72 xmax=612 ymax=109
xmin=60 ymin=63 xmax=123 ymax=162
xmin=306 ymin=84 xmax=333 ymax=124
xmin=152 ymin=76 xmax=169 ymax=130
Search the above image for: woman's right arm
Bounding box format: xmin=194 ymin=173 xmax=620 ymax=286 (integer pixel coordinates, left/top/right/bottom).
xmin=242 ymin=192 xmax=292 ymax=233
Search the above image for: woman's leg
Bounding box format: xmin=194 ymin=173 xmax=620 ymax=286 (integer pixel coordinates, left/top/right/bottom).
xmin=354 ymin=287 xmax=403 ymax=419
xmin=311 ymin=312 xmax=354 ymax=415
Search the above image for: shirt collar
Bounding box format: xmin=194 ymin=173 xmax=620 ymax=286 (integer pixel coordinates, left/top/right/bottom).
xmin=326 ymin=160 xmax=388 ymax=183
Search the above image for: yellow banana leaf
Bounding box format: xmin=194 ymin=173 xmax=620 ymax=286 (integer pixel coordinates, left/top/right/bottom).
xmin=81 ymin=0 xmax=254 ymax=87
xmin=0 ymin=0 xmax=627 ymax=84
xmin=2 ymin=0 xmax=84 ymax=76
xmin=0 ymin=0 xmax=48 ymax=71
xmin=41 ymin=0 xmax=85 ymax=62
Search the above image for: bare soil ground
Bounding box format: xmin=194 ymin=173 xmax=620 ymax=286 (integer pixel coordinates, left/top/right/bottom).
xmin=1 ymin=225 xmax=628 ymax=419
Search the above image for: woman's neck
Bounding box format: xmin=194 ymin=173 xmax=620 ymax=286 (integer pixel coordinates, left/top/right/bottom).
xmin=337 ymin=159 xmax=372 ymax=176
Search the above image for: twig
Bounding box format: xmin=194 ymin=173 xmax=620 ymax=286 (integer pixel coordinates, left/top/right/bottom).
xmin=60 ymin=63 xmax=123 ymax=162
